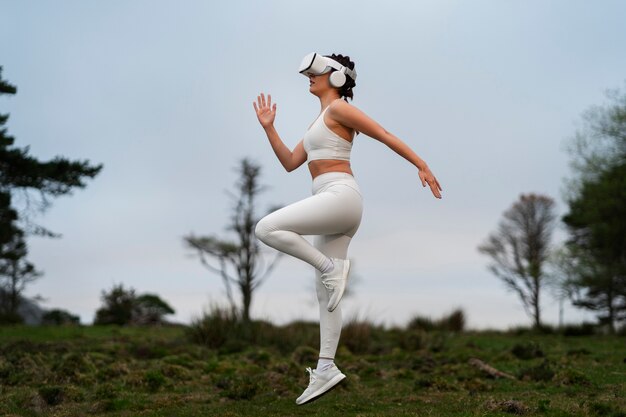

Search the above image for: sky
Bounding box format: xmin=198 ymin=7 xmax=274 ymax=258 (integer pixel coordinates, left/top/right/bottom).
xmin=1 ymin=1 xmax=625 ymax=330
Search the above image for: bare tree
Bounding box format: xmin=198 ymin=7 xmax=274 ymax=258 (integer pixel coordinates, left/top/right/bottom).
xmin=478 ymin=193 xmax=557 ymax=328
xmin=184 ymin=158 xmax=281 ymax=323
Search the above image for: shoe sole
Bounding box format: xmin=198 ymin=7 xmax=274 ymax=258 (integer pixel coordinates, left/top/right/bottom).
xmin=327 ymin=260 xmax=350 ymax=312
xmin=296 ymin=372 xmax=346 ymax=405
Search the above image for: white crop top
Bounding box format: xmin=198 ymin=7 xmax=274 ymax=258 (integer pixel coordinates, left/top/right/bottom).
xmin=302 ymin=106 xmax=353 ymax=163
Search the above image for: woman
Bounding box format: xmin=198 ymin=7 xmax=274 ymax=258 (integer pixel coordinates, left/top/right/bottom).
xmin=253 ymin=53 xmax=442 ymax=405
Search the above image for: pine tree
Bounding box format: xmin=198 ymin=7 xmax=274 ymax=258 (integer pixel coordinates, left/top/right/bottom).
xmin=0 ymin=66 xmax=102 ymax=322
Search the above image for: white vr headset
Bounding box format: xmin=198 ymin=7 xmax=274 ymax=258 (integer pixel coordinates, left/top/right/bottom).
xmin=298 ymin=52 xmax=357 ymax=88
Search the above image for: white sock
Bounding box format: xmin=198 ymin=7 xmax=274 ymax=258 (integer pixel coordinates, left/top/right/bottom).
xmin=316 ymin=358 xmax=334 ymax=372
xmin=320 ymin=257 xmax=334 ymax=274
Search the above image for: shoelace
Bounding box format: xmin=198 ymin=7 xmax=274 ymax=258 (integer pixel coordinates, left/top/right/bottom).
xmin=305 ymin=367 xmax=317 ymax=386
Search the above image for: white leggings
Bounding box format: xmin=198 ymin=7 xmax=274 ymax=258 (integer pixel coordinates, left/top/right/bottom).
xmin=255 ymin=172 xmax=363 ymax=358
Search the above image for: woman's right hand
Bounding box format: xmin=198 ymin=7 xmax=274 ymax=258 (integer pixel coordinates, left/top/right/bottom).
xmin=253 ymin=93 xmax=276 ymax=128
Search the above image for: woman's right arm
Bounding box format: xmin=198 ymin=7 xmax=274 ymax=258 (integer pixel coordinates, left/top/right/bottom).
xmin=253 ymin=93 xmax=307 ymax=172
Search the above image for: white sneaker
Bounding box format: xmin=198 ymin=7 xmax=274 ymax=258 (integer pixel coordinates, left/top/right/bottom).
xmin=321 ymin=258 xmax=350 ymax=312
xmin=295 ymin=364 xmax=346 ymax=405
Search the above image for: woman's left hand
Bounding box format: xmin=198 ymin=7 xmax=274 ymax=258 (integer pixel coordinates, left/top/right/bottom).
xmin=419 ymin=168 xmax=443 ymax=199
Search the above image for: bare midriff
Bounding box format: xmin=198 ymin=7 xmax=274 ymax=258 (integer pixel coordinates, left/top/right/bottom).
xmin=308 ymin=160 xmax=353 ymax=180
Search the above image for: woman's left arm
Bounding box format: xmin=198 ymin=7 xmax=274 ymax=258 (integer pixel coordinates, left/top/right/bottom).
xmin=329 ymin=100 xmax=443 ymax=199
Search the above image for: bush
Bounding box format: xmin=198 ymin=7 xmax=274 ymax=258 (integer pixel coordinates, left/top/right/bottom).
xmin=440 ymin=308 xmax=466 ymax=332
xmin=407 ymin=315 xmax=435 ymax=332
xmin=94 ymin=284 xmax=175 ymax=326
xmin=93 ymin=284 xmax=136 ymax=325
xmin=41 ymin=309 xmax=80 ymax=325
xmin=561 ymin=322 xmax=597 ymax=336
xmin=407 ymin=308 xmax=466 ymax=333
xmin=341 ymin=314 xmax=374 ymax=354
xmin=186 ymin=304 xmax=241 ymax=350
xmin=0 ymin=311 xmax=24 ymax=324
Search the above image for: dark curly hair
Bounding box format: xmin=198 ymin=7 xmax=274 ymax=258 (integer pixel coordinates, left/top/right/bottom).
xmin=325 ymin=53 xmax=356 ymax=102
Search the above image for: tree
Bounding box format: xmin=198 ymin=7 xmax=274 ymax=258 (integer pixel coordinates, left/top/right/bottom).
xmin=41 ymin=308 xmax=81 ymax=325
xmin=561 ymin=162 xmax=626 ymax=332
xmin=563 ymin=83 xmax=626 ymax=198
xmin=94 ymin=284 xmax=175 ymax=326
xmin=478 ymin=193 xmax=557 ymax=328
xmin=0 ymin=234 xmax=42 ymax=323
xmin=560 ymin=83 xmax=626 ymax=334
xmin=0 ymin=66 xmax=102 ymax=319
xmin=94 ymin=283 xmax=137 ymax=325
xmin=132 ymin=293 xmax=175 ymax=325
xmin=184 ymin=158 xmax=280 ymax=323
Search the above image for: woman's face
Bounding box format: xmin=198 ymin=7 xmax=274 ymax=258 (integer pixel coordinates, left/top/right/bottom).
xmin=307 ymin=72 xmax=332 ymax=96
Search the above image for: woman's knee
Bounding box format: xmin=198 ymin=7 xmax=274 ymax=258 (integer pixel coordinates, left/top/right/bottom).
xmin=254 ymin=216 xmax=274 ymax=242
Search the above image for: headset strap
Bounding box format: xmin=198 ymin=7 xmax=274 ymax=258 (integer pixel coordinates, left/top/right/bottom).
xmin=325 ymin=57 xmax=357 ymax=81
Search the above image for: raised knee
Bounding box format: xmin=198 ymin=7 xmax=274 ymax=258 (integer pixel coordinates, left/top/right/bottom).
xmin=254 ymin=217 xmax=273 ymax=242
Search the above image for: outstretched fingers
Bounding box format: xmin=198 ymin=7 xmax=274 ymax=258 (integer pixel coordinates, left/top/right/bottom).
xmin=430 ymin=177 xmax=442 ymax=199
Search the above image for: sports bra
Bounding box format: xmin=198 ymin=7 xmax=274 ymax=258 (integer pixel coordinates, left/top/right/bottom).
xmin=302 ymin=105 xmax=353 ymax=163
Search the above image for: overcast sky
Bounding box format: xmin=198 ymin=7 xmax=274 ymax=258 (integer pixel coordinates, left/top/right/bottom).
xmin=1 ymin=1 xmax=625 ymax=329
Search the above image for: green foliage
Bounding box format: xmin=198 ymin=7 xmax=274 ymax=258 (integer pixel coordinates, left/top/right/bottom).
xmin=511 ymin=341 xmax=544 ymax=360
xmin=41 ymin=308 xmax=81 ymax=325
xmin=133 ymin=293 xmax=176 ymax=325
xmin=0 ymin=67 xmax=102 ymax=320
xmin=144 ymin=369 xmax=166 ymax=392
xmin=185 ymin=303 xmax=241 ymax=349
xmin=407 ymin=308 xmax=466 ymax=332
xmin=93 ymin=283 xmax=175 ymax=326
xmin=185 ymin=304 xmax=320 ymax=354
xmin=94 ymin=283 xmax=136 ymax=325
xmin=341 ymin=314 xmax=375 ymax=354
xmin=561 ymin=83 xmax=626 ymax=333
xmin=562 ymin=321 xmax=598 ymax=336
xmin=0 ymin=325 xmax=625 ymax=416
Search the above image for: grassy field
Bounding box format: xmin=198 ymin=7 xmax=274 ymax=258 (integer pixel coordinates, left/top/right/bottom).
xmin=0 ymin=323 xmax=624 ymax=417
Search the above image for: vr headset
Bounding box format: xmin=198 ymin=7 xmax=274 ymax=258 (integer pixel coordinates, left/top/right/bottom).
xmin=298 ymin=52 xmax=357 ymax=88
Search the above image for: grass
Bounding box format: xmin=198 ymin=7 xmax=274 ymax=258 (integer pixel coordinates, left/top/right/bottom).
xmin=0 ymin=322 xmax=624 ymax=417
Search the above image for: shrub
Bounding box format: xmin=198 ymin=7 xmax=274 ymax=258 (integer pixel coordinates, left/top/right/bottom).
xmin=561 ymin=322 xmax=597 ymax=336
xmin=407 ymin=308 xmax=466 ymax=332
xmin=94 ymin=284 xmax=137 ymax=325
xmin=41 ymin=309 xmax=80 ymax=325
xmin=506 ymin=323 xmax=557 ymax=335
xmin=341 ymin=314 xmax=374 ymax=354
xmin=185 ymin=304 xmax=241 ymax=349
xmin=440 ymin=308 xmax=466 ymax=332
xmin=407 ymin=315 xmax=435 ymax=332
